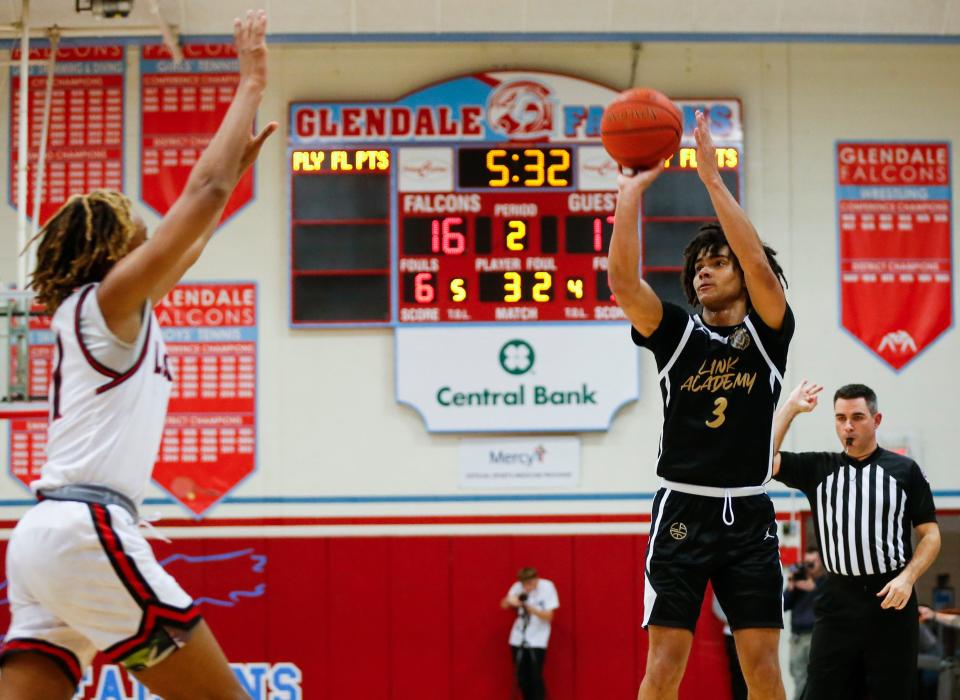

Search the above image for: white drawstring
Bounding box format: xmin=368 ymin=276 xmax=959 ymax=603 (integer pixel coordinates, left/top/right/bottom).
xmin=722 ymin=489 xmax=735 ymax=526
xmin=138 ymin=511 xmax=171 ymax=543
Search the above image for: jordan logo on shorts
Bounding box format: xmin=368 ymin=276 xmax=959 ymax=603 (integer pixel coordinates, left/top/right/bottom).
xmin=763 ymin=525 xmax=776 ymax=540
xmin=669 ymin=522 xmax=687 ymax=540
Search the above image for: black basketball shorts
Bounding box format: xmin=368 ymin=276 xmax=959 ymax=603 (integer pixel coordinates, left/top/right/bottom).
xmin=643 ymin=487 xmax=784 ymax=632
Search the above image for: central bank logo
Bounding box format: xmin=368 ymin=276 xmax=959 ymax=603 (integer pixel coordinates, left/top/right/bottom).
xmin=499 ymin=339 xmax=535 ymax=375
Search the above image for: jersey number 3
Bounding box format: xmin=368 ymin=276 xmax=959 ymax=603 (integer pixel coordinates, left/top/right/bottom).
xmin=705 ymin=397 xmax=728 ymax=428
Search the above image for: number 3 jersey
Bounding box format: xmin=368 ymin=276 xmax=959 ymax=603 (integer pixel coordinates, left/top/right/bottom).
xmin=632 ymin=302 xmax=795 ymax=488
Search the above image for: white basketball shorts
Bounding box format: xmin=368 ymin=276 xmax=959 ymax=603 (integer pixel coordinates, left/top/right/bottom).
xmin=0 ymin=499 xmax=200 ymax=686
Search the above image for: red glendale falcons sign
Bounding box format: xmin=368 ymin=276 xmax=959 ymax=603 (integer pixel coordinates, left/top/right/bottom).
xmin=836 ymin=143 xmax=953 ymax=370
xmin=140 ymin=45 xmax=253 ymax=223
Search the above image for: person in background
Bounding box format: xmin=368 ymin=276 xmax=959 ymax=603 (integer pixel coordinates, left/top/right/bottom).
xmin=500 ymin=567 xmax=559 ymax=700
xmin=916 ymin=605 xmax=943 ymax=700
xmin=783 ymin=546 xmax=825 ymax=699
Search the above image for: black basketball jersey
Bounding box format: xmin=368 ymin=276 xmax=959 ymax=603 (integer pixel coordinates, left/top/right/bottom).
xmin=632 ymin=302 xmax=794 ymax=488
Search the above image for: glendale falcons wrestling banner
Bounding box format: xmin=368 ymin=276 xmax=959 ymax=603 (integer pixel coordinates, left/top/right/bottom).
xmin=836 ymin=142 xmax=953 ymax=371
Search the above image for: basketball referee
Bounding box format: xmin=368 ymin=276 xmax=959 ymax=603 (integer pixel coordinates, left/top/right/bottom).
xmin=773 ymin=381 xmax=941 ymax=700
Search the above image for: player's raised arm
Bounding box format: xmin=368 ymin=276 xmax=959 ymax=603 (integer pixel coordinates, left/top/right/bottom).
xmin=97 ymin=9 xmax=277 ymax=341
xmin=693 ymin=110 xmax=786 ymax=330
xmin=607 ymin=165 xmax=665 ymax=336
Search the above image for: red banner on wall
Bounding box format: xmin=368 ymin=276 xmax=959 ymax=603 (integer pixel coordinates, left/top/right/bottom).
xmin=8 ymin=283 xmax=257 ymax=516
xmin=836 ymin=142 xmax=953 ymax=370
xmin=152 ymin=282 xmax=258 ymax=515
xmin=140 ymin=45 xmax=253 ymax=223
xmin=8 ymin=46 xmax=124 ymax=224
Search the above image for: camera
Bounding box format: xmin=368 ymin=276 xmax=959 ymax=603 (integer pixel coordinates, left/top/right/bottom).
xmin=789 ymin=563 xmax=809 ymax=581
xmin=518 ymin=592 xmax=529 ymax=603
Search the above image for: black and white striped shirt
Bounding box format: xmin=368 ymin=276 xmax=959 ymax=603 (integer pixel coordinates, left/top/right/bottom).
xmin=777 ymin=447 xmax=936 ymax=576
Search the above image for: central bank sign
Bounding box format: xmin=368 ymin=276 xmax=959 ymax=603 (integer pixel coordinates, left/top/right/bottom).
xmin=396 ymin=326 xmax=639 ymax=432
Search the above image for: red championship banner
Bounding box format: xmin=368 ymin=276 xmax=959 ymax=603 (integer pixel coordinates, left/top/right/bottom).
xmin=152 ymin=282 xmax=258 ymax=515
xmin=837 ymin=142 xmax=953 ymax=370
xmin=8 ymin=283 xmax=258 ymax=516
xmin=9 ymin=46 xmax=124 ymax=223
xmin=140 ymin=45 xmax=253 ymax=222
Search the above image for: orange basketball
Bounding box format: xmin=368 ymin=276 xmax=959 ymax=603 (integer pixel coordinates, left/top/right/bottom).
xmin=600 ymin=88 xmax=683 ymax=170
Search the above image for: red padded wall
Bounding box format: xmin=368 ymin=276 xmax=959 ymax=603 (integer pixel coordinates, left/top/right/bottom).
xmin=0 ymin=533 xmax=735 ymax=699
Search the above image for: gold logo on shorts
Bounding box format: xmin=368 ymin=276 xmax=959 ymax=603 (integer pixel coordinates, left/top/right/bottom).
xmin=669 ymin=522 xmax=687 ymax=540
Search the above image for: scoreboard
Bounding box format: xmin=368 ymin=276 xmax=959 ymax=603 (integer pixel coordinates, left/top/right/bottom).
xmin=288 ymin=72 xmax=743 ymax=327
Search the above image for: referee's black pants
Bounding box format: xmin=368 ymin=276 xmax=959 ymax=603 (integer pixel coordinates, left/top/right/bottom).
xmin=803 ymin=571 xmax=918 ymax=700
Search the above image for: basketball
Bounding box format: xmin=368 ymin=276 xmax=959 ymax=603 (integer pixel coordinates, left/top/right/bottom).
xmin=600 ymin=88 xmax=683 ymax=170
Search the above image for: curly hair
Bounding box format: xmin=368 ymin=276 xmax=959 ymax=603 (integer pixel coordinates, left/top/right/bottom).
xmin=679 ymin=222 xmax=787 ymax=307
xmin=28 ymin=190 xmax=139 ymax=312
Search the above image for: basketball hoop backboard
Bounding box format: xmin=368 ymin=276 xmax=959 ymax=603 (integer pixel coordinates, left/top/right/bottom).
xmin=0 ymin=291 xmax=50 ymax=421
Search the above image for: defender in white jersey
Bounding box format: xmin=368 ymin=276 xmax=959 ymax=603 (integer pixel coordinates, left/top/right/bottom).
xmin=0 ymin=11 xmax=277 ymax=700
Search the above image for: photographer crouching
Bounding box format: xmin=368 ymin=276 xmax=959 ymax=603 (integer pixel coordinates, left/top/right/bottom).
xmin=784 ymin=546 xmax=825 ymax=699
xmin=500 ymin=567 xmax=559 ymax=700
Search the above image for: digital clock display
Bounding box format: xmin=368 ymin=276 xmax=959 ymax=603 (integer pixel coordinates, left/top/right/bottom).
xmin=394 ymin=145 xmax=741 ymax=322
xmin=396 ymin=188 xmax=627 ymax=322
xmin=458 ymin=147 xmax=574 ymax=189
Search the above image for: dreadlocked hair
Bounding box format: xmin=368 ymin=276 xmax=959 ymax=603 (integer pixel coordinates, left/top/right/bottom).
xmin=679 ymin=222 xmax=788 ymax=307
xmin=29 ymin=190 xmax=138 ymax=312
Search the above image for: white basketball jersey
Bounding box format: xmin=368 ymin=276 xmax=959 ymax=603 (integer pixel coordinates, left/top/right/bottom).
xmin=31 ymin=284 xmax=173 ymax=506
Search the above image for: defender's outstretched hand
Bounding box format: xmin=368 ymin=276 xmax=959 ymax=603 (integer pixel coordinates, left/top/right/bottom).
xmin=235 ymin=9 xmax=269 ymax=88
xmin=233 ymin=10 xmax=277 ymax=177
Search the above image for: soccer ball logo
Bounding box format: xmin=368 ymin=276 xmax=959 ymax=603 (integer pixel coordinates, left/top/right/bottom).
xmin=487 ymin=80 xmax=553 ymax=139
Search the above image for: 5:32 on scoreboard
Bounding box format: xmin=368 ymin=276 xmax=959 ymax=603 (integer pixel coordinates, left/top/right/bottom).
xmin=289 ymin=145 xmax=741 ymax=325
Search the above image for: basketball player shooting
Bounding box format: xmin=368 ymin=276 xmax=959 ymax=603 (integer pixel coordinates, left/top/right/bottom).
xmin=0 ymin=10 xmax=275 ymax=700
xmin=608 ymin=111 xmax=792 ymax=700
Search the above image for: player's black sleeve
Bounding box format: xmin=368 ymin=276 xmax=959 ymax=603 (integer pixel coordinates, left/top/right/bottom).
xmin=776 ymin=451 xmax=832 ymax=495
xmin=906 ymin=462 xmax=938 ymax=526
xmin=631 ymin=302 xmax=691 ymax=370
xmin=748 ymin=303 xmax=795 ymax=369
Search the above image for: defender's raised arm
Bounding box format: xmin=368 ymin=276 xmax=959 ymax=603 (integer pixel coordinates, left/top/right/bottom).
xmin=97 ymin=10 xmax=278 ymax=341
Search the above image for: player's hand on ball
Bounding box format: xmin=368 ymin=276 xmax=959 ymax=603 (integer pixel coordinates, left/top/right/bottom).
xmin=788 ymin=380 xmax=823 ymax=414
xmin=616 ymin=162 xmax=665 ymax=198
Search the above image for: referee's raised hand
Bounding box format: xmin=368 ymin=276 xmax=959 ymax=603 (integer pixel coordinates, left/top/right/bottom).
xmin=787 ymin=380 xmax=823 ymax=414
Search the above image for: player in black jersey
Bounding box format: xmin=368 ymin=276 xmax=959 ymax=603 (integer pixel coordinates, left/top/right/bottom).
xmin=609 ymin=111 xmax=792 ymax=700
